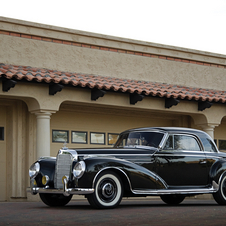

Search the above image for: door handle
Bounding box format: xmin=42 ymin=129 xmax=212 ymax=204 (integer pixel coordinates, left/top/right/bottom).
xmin=199 ymin=160 xmax=207 ymax=164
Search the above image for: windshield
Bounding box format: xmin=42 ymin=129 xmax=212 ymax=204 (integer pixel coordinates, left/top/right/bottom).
xmin=114 ymin=131 xmax=165 ymax=148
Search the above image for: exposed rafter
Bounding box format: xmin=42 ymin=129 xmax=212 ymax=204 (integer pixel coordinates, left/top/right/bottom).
xmin=130 ymin=93 xmax=144 ymax=105
xmin=91 ymin=89 xmax=106 ymax=101
xmin=165 ymin=97 xmax=180 ymax=109
xmin=49 ymin=84 xmax=64 ymax=95
xmin=198 ymin=101 xmax=213 ymax=111
xmin=2 ymin=78 xmax=17 ymax=92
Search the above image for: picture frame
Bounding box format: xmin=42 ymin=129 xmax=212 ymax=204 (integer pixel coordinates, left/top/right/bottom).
xmin=108 ymin=133 xmax=119 ymax=145
xmin=219 ymin=140 xmax=226 ymax=150
xmin=0 ymin=127 xmax=4 ymax=140
xmin=52 ymin=130 xmax=69 ymax=143
xmin=72 ymin=131 xmax=87 ymax=144
xmin=90 ymin=132 xmax=105 ymax=145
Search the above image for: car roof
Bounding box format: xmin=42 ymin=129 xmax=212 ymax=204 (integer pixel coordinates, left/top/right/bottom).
xmin=121 ymin=127 xmax=206 ymax=136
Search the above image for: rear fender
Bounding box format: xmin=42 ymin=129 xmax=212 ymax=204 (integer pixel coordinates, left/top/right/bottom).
xmin=209 ymin=159 xmax=226 ymax=185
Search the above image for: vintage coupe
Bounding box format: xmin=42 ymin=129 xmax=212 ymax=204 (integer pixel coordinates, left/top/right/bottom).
xmin=29 ymin=127 xmax=226 ymax=208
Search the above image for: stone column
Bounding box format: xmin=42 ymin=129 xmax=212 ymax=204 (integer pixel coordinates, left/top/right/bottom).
xmin=34 ymin=111 xmax=55 ymax=158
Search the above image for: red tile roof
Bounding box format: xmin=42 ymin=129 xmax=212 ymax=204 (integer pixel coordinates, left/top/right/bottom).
xmin=0 ymin=63 xmax=226 ymax=103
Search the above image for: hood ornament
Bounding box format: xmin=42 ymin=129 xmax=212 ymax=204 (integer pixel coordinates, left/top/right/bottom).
xmin=62 ymin=142 xmax=68 ymax=150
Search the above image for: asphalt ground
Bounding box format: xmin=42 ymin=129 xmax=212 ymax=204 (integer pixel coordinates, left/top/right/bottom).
xmin=0 ymin=198 xmax=225 ymax=226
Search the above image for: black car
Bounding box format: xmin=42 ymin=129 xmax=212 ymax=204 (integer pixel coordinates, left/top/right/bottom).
xmin=29 ymin=127 xmax=226 ymax=208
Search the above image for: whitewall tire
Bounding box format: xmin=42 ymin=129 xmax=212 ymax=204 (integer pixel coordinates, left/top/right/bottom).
xmin=87 ymin=171 xmax=123 ymax=209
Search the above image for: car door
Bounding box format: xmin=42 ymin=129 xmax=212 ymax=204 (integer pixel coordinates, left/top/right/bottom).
xmin=154 ymin=134 xmax=209 ymax=187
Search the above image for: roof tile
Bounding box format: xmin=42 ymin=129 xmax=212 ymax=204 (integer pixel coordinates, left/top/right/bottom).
xmin=1 ymin=63 xmax=226 ymax=103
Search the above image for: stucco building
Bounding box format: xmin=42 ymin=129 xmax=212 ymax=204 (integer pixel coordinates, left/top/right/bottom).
xmin=1 ymin=17 xmax=226 ymax=201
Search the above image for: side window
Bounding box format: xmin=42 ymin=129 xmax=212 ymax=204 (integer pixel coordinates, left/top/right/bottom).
xmin=164 ymin=135 xmax=173 ymax=150
xmin=164 ymin=134 xmax=201 ymax=151
xmin=202 ymin=138 xmax=218 ymax=152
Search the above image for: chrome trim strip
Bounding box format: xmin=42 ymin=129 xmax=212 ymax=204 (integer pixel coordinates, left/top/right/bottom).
xmin=132 ymin=184 xmax=217 ymax=195
xmin=79 ymin=154 xmax=154 ymax=157
xmin=29 ymin=187 xmax=94 ymax=195
xmin=155 ymin=154 xmax=206 ymax=157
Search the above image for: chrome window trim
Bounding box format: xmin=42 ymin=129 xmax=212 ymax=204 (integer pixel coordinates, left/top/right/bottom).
xmin=115 ymin=130 xmax=167 ymax=149
xmin=161 ymin=133 xmax=204 ymax=152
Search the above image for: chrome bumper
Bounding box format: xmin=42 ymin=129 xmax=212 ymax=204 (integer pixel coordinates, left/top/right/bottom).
xmin=29 ymin=177 xmax=94 ymax=196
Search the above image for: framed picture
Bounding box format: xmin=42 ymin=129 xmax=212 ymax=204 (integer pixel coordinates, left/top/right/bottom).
xmin=90 ymin=132 xmax=105 ymax=145
xmin=0 ymin=127 xmax=4 ymax=140
xmin=219 ymin=140 xmax=226 ymax=150
xmin=108 ymin=133 xmax=119 ymax=145
xmin=52 ymin=130 xmax=69 ymax=143
xmin=72 ymin=131 xmax=87 ymax=144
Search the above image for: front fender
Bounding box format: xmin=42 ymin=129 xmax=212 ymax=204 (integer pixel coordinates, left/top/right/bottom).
xmin=78 ymin=157 xmax=164 ymax=190
xmin=36 ymin=157 xmax=56 ymax=187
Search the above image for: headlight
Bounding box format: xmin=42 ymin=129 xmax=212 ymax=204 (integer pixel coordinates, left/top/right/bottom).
xmin=73 ymin=161 xmax=86 ymax=178
xmin=29 ymin=162 xmax=40 ymax=179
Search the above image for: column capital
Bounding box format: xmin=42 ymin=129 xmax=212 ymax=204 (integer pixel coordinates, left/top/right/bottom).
xmin=199 ymin=123 xmax=219 ymax=129
xmin=198 ymin=123 xmax=219 ymax=139
xmin=31 ymin=109 xmax=56 ymax=115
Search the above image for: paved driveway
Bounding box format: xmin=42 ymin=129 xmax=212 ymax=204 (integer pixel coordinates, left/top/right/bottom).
xmin=0 ymin=198 xmax=225 ymax=226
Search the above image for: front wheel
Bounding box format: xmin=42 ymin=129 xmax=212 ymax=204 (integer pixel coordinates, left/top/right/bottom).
xmin=39 ymin=193 xmax=72 ymax=207
xmin=160 ymin=194 xmax=185 ymax=205
xmin=87 ymin=171 xmax=123 ymax=209
xmin=213 ymin=173 xmax=226 ymax=205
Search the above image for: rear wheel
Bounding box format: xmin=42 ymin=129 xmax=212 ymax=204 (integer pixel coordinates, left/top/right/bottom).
xmin=87 ymin=171 xmax=123 ymax=209
xmin=160 ymin=194 xmax=185 ymax=205
xmin=39 ymin=193 xmax=72 ymax=207
xmin=213 ymin=173 xmax=226 ymax=205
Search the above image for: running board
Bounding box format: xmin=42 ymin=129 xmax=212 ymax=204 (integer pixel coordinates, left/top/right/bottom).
xmin=132 ymin=181 xmax=219 ymax=195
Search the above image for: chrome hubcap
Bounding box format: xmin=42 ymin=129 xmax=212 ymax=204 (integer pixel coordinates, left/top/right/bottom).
xmin=98 ymin=179 xmax=117 ymax=203
xmin=102 ymin=183 xmax=115 ymax=198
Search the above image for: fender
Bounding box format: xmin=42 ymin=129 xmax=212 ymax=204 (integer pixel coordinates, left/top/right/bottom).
xmin=35 ymin=157 xmax=56 ymax=187
xmin=209 ymin=159 xmax=226 ymax=185
xmin=78 ymin=156 xmax=166 ymax=190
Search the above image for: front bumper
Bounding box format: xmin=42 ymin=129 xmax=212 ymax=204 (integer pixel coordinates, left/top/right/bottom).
xmin=28 ymin=177 xmax=94 ymax=196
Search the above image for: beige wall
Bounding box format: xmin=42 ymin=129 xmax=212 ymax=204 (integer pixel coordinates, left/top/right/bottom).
xmin=0 ymin=106 xmax=6 ymax=201
xmin=1 ymin=35 xmax=226 ymax=91
xmin=0 ymin=99 xmax=36 ymax=201
xmin=49 ymin=103 xmax=191 ymax=156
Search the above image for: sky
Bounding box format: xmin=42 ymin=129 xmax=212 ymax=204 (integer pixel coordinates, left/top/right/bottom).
xmin=1 ymin=0 xmax=226 ymax=55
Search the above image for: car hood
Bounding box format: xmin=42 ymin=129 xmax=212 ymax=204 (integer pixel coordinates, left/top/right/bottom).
xmin=73 ymin=146 xmax=157 ymax=159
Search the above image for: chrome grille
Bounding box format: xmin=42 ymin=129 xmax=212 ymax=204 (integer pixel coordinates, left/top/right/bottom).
xmin=54 ymin=152 xmax=72 ymax=189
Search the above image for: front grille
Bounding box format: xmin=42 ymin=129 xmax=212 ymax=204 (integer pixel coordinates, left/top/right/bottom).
xmin=54 ymin=152 xmax=72 ymax=189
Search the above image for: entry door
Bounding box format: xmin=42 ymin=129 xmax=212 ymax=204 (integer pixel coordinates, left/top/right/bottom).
xmin=0 ymin=107 xmax=6 ymax=201
xmin=154 ymin=134 xmax=208 ymax=187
